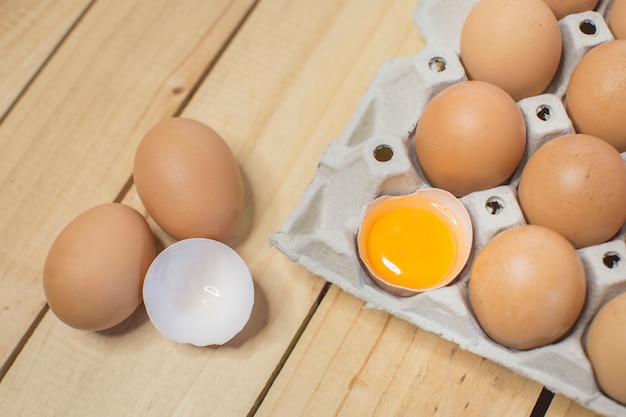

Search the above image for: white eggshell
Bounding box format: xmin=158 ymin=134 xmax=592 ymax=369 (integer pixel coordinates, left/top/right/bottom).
xmin=143 ymin=238 xmax=254 ymax=346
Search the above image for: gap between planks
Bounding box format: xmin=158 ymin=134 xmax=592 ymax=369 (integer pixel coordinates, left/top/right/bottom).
xmin=240 ymin=280 xmax=555 ymax=417
xmin=115 ymin=3 xmax=558 ymax=407
xmin=0 ymin=1 xmax=97 ymax=126
xmin=0 ymin=0 xmax=99 ymax=384
xmin=246 ymin=281 xmax=332 ymax=417
xmin=530 ymin=387 xmax=556 ymax=417
xmin=0 ymin=0 xmax=261 ymax=387
xmin=1 ymin=1 xmax=559 ymax=414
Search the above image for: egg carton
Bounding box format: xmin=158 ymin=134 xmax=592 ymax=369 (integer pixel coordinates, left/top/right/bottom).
xmin=269 ymin=2 xmax=626 ymax=417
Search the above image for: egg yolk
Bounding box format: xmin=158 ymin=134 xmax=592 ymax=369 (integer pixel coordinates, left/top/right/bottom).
xmin=366 ymin=206 xmax=457 ymax=289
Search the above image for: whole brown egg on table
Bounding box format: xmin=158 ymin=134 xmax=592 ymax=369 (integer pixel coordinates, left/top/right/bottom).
xmin=43 ymin=117 xmax=254 ymax=346
xmin=43 ymin=203 xmax=156 ymax=331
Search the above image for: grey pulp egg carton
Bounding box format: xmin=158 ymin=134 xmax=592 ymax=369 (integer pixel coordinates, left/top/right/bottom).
xmin=269 ymin=1 xmax=626 ymax=416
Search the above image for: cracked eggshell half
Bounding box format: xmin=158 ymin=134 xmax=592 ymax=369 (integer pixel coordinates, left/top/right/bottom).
xmin=143 ymin=238 xmax=254 ymax=346
xmin=357 ymin=188 xmax=473 ymax=296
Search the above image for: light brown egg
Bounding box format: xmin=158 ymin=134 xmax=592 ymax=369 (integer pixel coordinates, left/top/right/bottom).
xmin=518 ymin=134 xmax=626 ymax=248
xmin=586 ymin=292 xmax=626 ymax=404
xmin=460 ymin=0 xmax=562 ymax=101
xmin=566 ymin=40 xmax=626 ymax=152
xmin=609 ymin=0 xmax=626 ymax=39
xmin=541 ymin=0 xmax=599 ymax=20
xmin=469 ymin=225 xmax=586 ymax=350
xmin=414 ymin=80 xmax=526 ymax=197
xmin=133 ymin=117 xmax=243 ymax=242
xmin=43 ymin=203 xmax=156 ymax=331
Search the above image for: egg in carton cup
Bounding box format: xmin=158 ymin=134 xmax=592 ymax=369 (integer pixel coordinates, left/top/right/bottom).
xmin=270 ymin=2 xmax=626 ymax=416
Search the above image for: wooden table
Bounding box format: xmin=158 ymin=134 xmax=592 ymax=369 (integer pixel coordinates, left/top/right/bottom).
xmin=0 ymin=1 xmax=604 ymax=416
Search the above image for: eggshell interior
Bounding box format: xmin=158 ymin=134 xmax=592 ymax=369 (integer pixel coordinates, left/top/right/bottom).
xmin=143 ymin=238 xmax=254 ymax=346
xmin=358 ymin=189 xmax=473 ymax=295
xmin=271 ymin=2 xmax=626 ymax=416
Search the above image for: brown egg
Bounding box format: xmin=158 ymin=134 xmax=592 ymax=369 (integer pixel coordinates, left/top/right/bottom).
xmin=586 ymin=292 xmax=626 ymax=404
xmin=414 ymin=80 xmax=526 ymax=197
xmin=133 ymin=117 xmax=243 ymax=242
xmin=518 ymin=134 xmax=626 ymax=248
xmin=609 ymin=0 xmax=626 ymax=39
xmin=541 ymin=0 xmax=599 ymax=20
xmin=43 ymin=203 xmax=156 ymax=331
xmin=460 ymin=0 xmax=562 ymax=101
xmin=566 ymin=40 xmax=626 ymax=152
xmin=469 ymin=225 xmax=586 ymax=350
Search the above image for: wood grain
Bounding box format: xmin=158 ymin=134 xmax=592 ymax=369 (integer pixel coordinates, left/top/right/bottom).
xmin=0 ymin=0 xmax=606 ymax=416
xmin=0 ymin=0 xmax=92 ymax=118
xmin=0 ymin=0 xmax=256 ymax=371
xmin=256 ymin=285 xmax=544 ymax=417
xmin=0 ymin=0 xmax=425 ymax=415
xmin=546 ymin=395 xmax=603 ymax=417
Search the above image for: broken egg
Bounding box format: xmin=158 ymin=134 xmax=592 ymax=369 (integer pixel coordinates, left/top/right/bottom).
xmin=142 ymin=238 xmax=254 ymax=346
xmin=357 ymin=188 xmax=473 ymax=296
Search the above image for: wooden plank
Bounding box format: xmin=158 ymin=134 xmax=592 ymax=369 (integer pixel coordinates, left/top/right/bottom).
xmin=0 ymin=0 xmax=256 ymax=371
xmin=255 ymin=285 xmax=544 ymax=417
xmin=180 ymin=0 xmax=425 ymax=247
xmin=0 ymin=0 xmax=92 ymax=118
xmin=546 ymin=395 xmax=603 ymax=417
xmin=0 ymin=0 xmax=428 ymax=415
